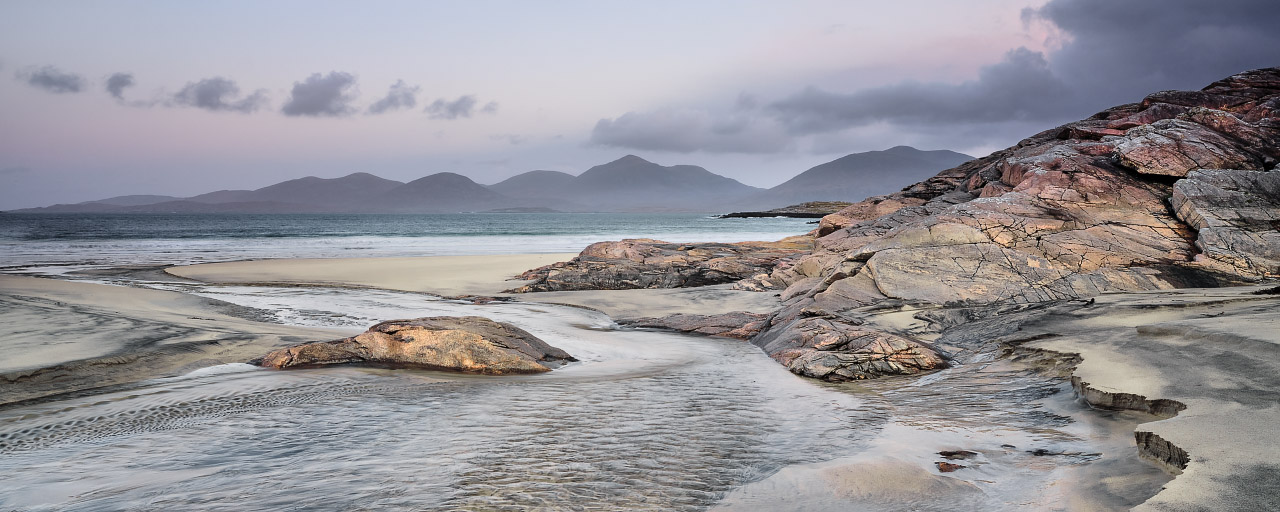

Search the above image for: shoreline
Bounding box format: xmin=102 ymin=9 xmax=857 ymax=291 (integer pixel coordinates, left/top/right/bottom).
xmin=6 ymin=254 xmax=1278 ymax=510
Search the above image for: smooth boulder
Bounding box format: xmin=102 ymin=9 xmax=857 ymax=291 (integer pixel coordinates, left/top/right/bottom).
xmin=259 ymin=316 xmax=576 ymax=374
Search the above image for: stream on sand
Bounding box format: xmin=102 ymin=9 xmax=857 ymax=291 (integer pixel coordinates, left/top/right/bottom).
xmin=0 ymin=277 xmax=1172 ymax=511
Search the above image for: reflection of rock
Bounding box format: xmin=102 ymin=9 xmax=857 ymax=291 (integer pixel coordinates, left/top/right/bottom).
xmin=623 ymin=312 xmax=769 ymax=340
xmin=259 ymin=316 xmax=575 ymax=374
xmin=934 ymin=462 xmax=966 ymax=472
xmin=507 ymin=237 xmax=811 ymax=293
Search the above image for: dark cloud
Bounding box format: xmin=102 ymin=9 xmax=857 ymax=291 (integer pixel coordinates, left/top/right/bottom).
xmin=769 ymin=47 xmax=1072 ymax=134
xmin=282 ymin=71 xmax=358 ymax=117
xmin=425 ymin=95 xmax=496 ymax=119
xmin=590 ymin=108 xmax=792 ymax=154
xmin=771 ymin=0 xmax=1280 ymax=136
xmin=594 ymin=0 xmax=1280 ymax=155
xmin=105 ymin=72 xmax=135 ymax=100
xmin=16 ymin=66 xmax=86 ymax=94
xmin=172 ymin=77 xmax=267 ymax=113
xmin=1027 ymin=0 xmax=1280 ymax=101
xmin=366 ymin=79 xmax=419 ymax=114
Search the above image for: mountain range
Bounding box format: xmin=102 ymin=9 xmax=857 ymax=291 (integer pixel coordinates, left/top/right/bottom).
xmin=12 ymin=146 xmax=972 ymax=214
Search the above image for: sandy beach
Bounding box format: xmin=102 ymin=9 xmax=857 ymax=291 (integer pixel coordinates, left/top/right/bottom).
xmin=0 ymin=275 xmax=350 ymax=406
xmin=168 ymin=254 xmax=784 ymax=319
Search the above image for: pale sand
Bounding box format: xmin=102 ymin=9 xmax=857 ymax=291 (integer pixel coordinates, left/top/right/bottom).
xmin=0 ymin=275 xmax=349 ymax=406
xmin=167 ymin=254 xmax=577 ymax=297
xmin=1023 ymin=285 xmax=1280 ymax=511
xmin=168 ymin=255 xmax=783 ymax=319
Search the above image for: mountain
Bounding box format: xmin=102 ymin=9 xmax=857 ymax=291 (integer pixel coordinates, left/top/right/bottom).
xmin=751 ymin=146 xmax=973 ymax=208
xmin=488 ymin=170 xmax=576 ymax=198
xmin=13 ymin=152 xmax=966 ymax=214
xmin=184 ymin=172 xmax=405 ymax=210
xmin=382 ymin=172 xmax=513 ymax=212
xmin=484 ymin=155 xmax=764 ymax=211
xmin=85 ymin=194 xmax=183 ymax=207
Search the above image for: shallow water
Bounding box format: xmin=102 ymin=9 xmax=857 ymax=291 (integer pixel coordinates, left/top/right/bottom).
xmin=0 ymin=281 xmax=1171 ymax=510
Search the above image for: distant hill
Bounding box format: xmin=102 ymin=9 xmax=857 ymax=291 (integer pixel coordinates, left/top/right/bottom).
xmin=486 ymin=155 xmax=763 ymax=211
xmin=488 ymin=170 xmax=577 ymax=198
xmin=12 ymin=149 xmax=972 ymax=213
xmin=382 ymin=172 xmax=513 ymax=212
xmin=750 ymin=146 xmax=973 ymax=208
xmin=86 ymin=194 xmax=184 ymax=207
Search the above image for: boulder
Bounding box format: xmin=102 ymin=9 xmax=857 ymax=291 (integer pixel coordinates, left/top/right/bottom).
xmin=259 ymin=316 xmax=576 ymax=374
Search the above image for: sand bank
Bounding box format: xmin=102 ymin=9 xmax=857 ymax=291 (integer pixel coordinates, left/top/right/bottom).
xmin=0 ymin=275 xmax=348 ymax=406
xmin=1021 ymin=284 xmax=1280 ymax=511
xmin=166 ymin=254 xmax=577 ymax=297
xmin=168 ymin=255 xmax=783 ymax=319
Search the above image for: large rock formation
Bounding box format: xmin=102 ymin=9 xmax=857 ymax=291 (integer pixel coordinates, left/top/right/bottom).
xmin=735 ymin=68 xmax=1280 ymax=379
xmin=507 ymin=237 xmax=812 ymax=292
xmin=259 ymin=316 xmax=575 ymax=374
xmin=514 ymin=68 xmax=1280 ymax=382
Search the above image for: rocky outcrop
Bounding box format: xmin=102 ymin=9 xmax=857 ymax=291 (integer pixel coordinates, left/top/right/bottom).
xmin=718 ymin=201 xmax=852 ymax=219
xmin=259 ymin=316 xmax=575 ymax=374
xmin=1170 ymin=169 xmax=1280 ymax=275
xmin=622 ymin=312 xmax=770 ymax=339
xmin=752 ymin=316 xmax=948 ymax=381
xmin=511 ymin=68 xmax=1280 ymax=382
xmin=507 ymin=237 xmax=812 ymax=293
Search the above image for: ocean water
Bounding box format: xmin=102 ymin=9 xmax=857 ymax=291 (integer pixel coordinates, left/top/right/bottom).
xmin=0 ymin=212 xmax=814 ymax=271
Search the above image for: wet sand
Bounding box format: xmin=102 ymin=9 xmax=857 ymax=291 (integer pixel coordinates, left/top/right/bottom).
xmin=0 ymin=275 xmax=349 ymax=406
xmin=1020 ymin=285 xmax=1280 ymax=511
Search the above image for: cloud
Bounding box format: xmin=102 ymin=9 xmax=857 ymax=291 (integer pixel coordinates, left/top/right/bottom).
xmin=366 ymin=79 xmax=419 ymax=114
xmin=16 ymin=66 xmax=86 ymax=94
xmin=424 ymin=95 xmax=496 ymax=119
xmin=105 ymin=72 xmax=135 ymax=100
xmin=0 ymin=166 xmax=31 ymax=176
xmin=281 ymin=71 xmax=358 ymax=117
xmin=590 ymin=107 xmax=793 ymax=154
xmin=171 ymin=77 xmax=267 ymax=113
xmin=768 ymin=47 xmax=1073 ymax=134
xmin=1025 ymin=0 xmax=1280 ymax=99
xmin=771 ymin=0 xmax=1280 ymax=137
xmin=591 ymin=0 xmax=1280 ymax=156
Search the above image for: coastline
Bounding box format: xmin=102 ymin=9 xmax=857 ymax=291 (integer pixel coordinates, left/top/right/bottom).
xmin=6 ymin=253 xmax=1278 ymax=510
xmin=167 ymin=254 xmax=784 ymax=319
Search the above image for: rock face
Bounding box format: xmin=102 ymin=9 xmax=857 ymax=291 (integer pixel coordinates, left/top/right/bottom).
xmin=507 ymin=237 xmax=812 ymax=293
xmin=259 ymin=316 xmax=576 ymax=374
xmin=1170 ymin=169 xmax=1280 ymax=275
xmin=753 ymin=317 xmax=949 ymax=381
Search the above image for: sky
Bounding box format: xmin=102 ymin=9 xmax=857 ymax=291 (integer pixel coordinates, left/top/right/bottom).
xmin=2 ymin=0 xmax=1279 ymax=209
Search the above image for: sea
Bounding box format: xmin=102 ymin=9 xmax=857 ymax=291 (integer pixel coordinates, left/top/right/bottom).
xmin=0 ymin=212 xmax=815 ymax=272
xmin=0 ymin=212 xmax=1173 ymax=510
